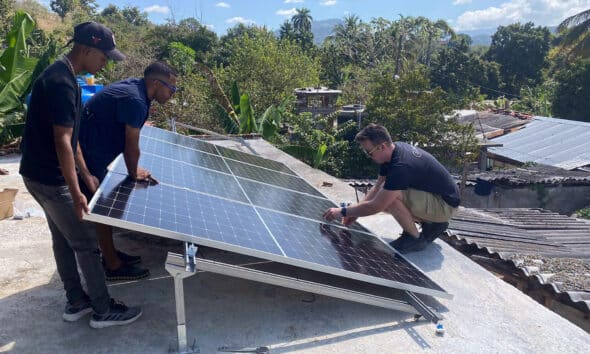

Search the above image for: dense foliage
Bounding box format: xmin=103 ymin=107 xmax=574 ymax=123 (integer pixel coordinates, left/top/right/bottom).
xmin=1 ymin=3 xmax=589 ymax=179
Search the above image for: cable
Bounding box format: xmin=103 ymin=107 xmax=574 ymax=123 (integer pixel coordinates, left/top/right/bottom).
xmin=429 ymin=70 xmax=522 ymax=99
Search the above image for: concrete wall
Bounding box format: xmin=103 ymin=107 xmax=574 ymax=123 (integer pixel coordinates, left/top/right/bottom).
xmin=461 ymin=184 xmax=590 ymax=215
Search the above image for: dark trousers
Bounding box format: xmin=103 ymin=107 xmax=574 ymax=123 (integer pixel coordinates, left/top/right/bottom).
xmin=23 ymin=177 xmax=110 ymax=313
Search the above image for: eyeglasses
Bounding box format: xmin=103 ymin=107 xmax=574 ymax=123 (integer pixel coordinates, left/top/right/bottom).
xmin=156 ymin=79 xmax=177 ymax=94
xmin=364 ymin=143 xmax=382 ymax=157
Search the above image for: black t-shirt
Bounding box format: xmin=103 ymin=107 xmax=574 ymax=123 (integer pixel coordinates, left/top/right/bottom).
xmin=79 ymin=78 xmax=151 ymax=180
xmin=20 ymin=61 xmax=81 ymax=185
xmin=380 ymin=142 xmax=460 ymax=207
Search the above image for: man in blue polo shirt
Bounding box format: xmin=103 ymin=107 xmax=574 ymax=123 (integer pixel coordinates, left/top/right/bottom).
xmin=79 ymin=61 xmax=178 ymax=280
xmin=323 ymin=123 xmax=460 ymax=254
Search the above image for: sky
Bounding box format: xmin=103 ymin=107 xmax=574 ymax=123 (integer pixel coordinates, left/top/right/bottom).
xmin=53 ymin=0 xmax=590 ymax=35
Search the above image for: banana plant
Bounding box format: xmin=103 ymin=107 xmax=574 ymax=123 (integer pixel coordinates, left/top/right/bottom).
xmin=0 ymin=11 xmax=37 ymax=115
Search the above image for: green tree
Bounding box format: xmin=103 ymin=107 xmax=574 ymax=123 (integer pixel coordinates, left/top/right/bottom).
xmin=552 ymin=60 xmax=590 ymax=122
xmin=166 ymin=42 xmax=195 ymax=75
xmin=216 ymin=31 xmax=320 ymax=114
xmin=556 ymin=8 xmax=590 ymax=59
xmin=121 ymin=6 xmax=148 ymax=26
xmin=50 ymin=0 xmax=74 ymax=21
xmin=366 ymin=63 xmax=476 ymax=168
xmin=0 ymin=0 xmax=15 ymax=39
xmin=486 ymin=22 xmax=551 ymax=96
xmin=292 ymin=7 xmax=312 ymax=33
xmin=278 ymin=20 xmax=296 ymax=42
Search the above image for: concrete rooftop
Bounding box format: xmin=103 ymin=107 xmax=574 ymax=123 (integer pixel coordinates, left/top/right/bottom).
xmin=1 ymin=137 xmax=589 ymax=353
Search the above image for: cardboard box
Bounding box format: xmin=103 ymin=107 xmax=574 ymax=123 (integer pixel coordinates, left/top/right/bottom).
xmin=0 ymin=188 xmax=18 ymax=220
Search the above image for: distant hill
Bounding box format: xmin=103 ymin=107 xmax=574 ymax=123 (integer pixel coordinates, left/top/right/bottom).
xmin=459 ymin=26 xmax=557 ymax=47
xmin=312 ymin=18 xmax=342 ymax=44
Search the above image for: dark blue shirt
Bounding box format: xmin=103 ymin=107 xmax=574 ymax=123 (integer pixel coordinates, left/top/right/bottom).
xmin=379 ymin=142 xmax=460 ymax=207
xmin=79 ymin=78 xmax=150 ymax=179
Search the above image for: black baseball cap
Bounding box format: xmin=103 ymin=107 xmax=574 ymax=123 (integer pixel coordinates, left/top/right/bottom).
xmin=69 ymin=22 xmax=125 ymax=61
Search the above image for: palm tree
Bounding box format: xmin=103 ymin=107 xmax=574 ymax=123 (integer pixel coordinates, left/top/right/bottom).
xmin=279 ymin=20 xmax=295 ymax=41
xmin=292 ymin=7 xmax=313 ymax=33
xmin=331 ymin=14 xmax=362 ymax=64
xmin=557 ymin=8 xmax=590 ymax=58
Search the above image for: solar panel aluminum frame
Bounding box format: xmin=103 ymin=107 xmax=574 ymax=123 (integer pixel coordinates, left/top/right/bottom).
xmin=194 ymin=251 xmax=421 ymax=315
xmin=86 ymin=157 xmax=452 ymax=301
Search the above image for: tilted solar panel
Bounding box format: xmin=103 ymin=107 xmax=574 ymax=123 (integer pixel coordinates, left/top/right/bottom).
xmin=87 ymin=127 xmax=451 ymax=299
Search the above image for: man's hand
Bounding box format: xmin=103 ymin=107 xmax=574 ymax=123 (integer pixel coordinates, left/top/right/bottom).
xmin=81 ymin=172 xmax=99 ymax=194
xmin=131 ymin=167 xmax=159 ymax=184
xmin=341 ymin=216 xmax=358 ymax=226
xmin=323 ymin=207 xmax=343 ymax=222
xmin=72 ymin=191 xmax=89 ymax=220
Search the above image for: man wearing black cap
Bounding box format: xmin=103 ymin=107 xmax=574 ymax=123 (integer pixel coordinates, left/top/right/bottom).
xmin=20 ymin=21 xmax=142 ymax=328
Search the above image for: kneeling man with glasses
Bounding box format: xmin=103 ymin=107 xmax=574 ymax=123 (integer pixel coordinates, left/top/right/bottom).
xmin=323 ymin=123 xmax=460 ymax=253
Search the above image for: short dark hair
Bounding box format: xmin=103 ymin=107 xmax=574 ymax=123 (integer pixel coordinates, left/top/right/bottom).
xmin=144 ymin=61 xmax=178 ymax=80
xmin=355 ymin=123 xmax=392 ymax=145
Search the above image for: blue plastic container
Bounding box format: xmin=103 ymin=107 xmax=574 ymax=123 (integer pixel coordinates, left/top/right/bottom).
xmin=26 ymin=77 xmax=104 ymax=106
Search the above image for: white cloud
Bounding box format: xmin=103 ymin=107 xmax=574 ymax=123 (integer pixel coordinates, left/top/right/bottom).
xmin=285 ymin=0 xmax=304 ymax=3
xmin=320 ymin=0 xmax=337 ymax=5
xmin=226 ymin=17 xmax=256 ymax=25
xmin=276 ymin=8 xmax=298 ymax=17
xmin=453 ymin=0 xmax=472 ymax=5
xmin=215 ymin=2 xmax=230 ymax=8
xmin=205 ymin=24 xmax=215 ymax=30
xmin=454 ymin=0 xmax=590 ymax=31
xmin=144 ymin=5 xmax=170 ymax=15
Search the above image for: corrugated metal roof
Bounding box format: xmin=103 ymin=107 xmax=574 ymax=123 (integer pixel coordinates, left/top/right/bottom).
xmin=489 ymin=116 xmax=590 ymax=170
xmin=467 ymin=164 xmax=590 ymax=186
xmin=446 ymin=207 xmax=590 ymax=313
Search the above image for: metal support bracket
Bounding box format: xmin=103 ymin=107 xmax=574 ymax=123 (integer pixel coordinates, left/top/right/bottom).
xmin=165 ymin=243 xmax=199 ymax=354
xmin=404 ymin=290 xmax=442 ymax=324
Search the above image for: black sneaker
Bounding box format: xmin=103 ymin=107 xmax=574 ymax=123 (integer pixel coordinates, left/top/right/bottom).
xmin=389 ymin=231 xmax=420 ymax=250
xmin=63 ymin=296 xmax=92 ymax=322
xmin=116 ymin=250 xmax=142 ymax=265
xmin=105 ymin=264 xmax=150 ymax=281
xmin=421 ymin=222 xmax=449 ymax=243
xmin=89 ymin=299 xmax=142 ymax=329
xmin=397 ymin=236 xmax=429 ymax=254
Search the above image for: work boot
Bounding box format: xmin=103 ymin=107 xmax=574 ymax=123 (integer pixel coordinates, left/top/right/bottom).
xmin=421 ymin=222 xmax=449 ymax=243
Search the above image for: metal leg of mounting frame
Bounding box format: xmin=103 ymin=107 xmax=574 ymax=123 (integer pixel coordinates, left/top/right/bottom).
xmin=165 ymin=243 xmax=199 ymax=354
xmin=404 ymin=291 xmax=442 ymax=324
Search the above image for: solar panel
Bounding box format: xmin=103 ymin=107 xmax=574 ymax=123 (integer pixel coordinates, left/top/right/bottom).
xmin=226 ymin=159 xmax=323 ymax=197
xmin=141 ymin=125 xmax=219 ymax=155
xmin=216 ymin=144 xmax=298 ymax=176
xmin=87 ymin=127 xmax=451 ymax=299
xmin=111 ymin=153 xmax=248 ymax=203
xmin=140 ymin=136 xmax=229 ymax=173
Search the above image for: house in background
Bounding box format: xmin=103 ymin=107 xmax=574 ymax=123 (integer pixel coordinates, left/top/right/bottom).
xmin=461 ymin=164 xmax=590 ymax=215
xmin=294 ymin=86 xmax=341 ymax=117
xmin=488 ymin=116 xmax=590 ymax=172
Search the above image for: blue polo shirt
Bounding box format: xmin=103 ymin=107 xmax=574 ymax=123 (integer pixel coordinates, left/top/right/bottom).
xmin=79 ymin=78 xmax=151 ymax=180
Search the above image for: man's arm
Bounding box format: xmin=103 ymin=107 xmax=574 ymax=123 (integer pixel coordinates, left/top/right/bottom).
xmin=75 ymin=144 xmax=99 ymax=194
xmin=123 ymin=124 xmax=157 ymax=183
xmin=54 ymin=125 xmax=88 ymax=220
xmin=323 ymin=177 xmax=400 ymax=222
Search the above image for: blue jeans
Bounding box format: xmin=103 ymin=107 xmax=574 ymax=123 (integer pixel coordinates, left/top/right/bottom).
xmin=23 ymin=177 xmax=110 ymax=313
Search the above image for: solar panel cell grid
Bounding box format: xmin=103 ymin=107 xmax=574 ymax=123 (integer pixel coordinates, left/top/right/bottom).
xmin=226 ymin=159 xmax=323 ymax=197
xmin=111 ymin=153 xmax=248 ymax=203
xmin=88 ymin=127 xmax=450 ymax=298
xmin=140 ymin=137 xmax=229 ymax=173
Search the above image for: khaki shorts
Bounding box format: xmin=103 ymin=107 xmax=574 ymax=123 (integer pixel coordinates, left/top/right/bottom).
xmin=401 ymin=188 xmax=457 ymax=223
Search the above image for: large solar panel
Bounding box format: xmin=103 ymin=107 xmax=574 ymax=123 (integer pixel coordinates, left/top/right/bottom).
xmin=87 ymin=126 xmax=451 ymax=299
